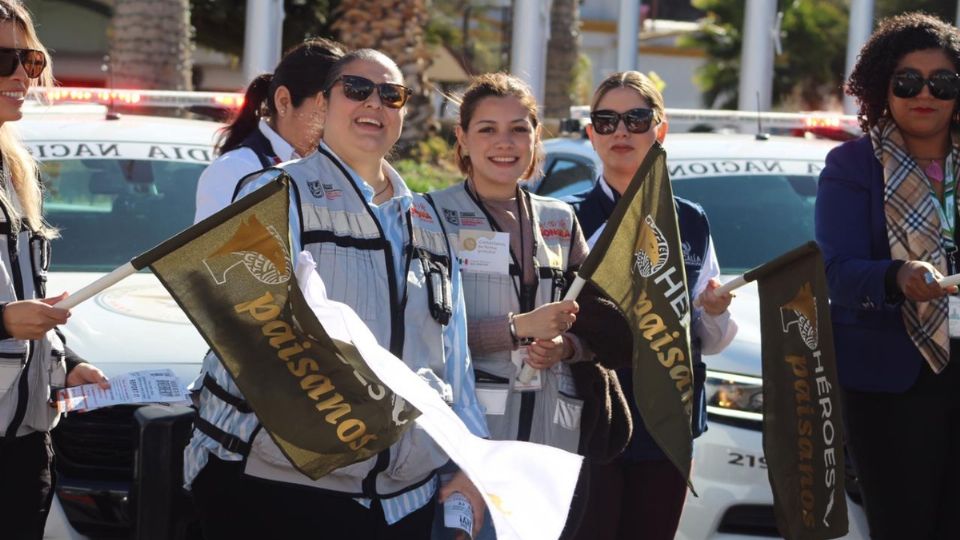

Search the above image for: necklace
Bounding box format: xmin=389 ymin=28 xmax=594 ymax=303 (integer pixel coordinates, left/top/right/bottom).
xmin=374 ymin=180 xmax=391 ymax=199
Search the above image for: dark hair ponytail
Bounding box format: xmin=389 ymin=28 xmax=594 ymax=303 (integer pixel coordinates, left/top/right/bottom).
xmin=216 ymin=73 xmax=273 ymax=154
xmin=216 ymin=37 xmax=346 ymax=155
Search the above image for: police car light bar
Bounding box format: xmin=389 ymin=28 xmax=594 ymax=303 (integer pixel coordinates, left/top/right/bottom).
xmin=568 ymin=105 xmax=859 ymax=135
xmin=28 ymin=87 xmax=245 ymax=110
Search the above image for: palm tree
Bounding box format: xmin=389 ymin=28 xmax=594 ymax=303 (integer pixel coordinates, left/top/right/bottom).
xmin=544 ymin=0 xmax=581 ymax=118
xmin=332 ymin=0 xmax=433 ymax=153
xmin=109 ymin=0 xmax=193 ymax=90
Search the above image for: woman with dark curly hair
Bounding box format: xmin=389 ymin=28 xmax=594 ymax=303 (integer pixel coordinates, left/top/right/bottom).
xmin=815 ymin=12 xmax=960 ymax=538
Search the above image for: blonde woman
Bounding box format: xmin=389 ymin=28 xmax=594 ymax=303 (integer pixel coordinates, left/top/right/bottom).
xmin=0 ymin=2 xmax=107 ymax=538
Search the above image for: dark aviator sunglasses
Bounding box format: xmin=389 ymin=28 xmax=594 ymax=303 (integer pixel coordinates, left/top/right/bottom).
xmin=327 ymin=74 xmax=411 ymax=109
xmin=0 ymin=47 xmax=45 ymax=79
xmin=589 ymin=108 xmax=655 ymax=135
xmin=891 ymin=69 xmax=960 ymax=100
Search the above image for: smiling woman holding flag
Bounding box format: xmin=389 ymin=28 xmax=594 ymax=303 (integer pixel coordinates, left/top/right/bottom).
xmin=427 ymin=73 xmax=617 ymax=539
xmin=183 ymin=49 xmax=488 ymax=539
xmin=815 ymin=12 xmax=960 ymax=538
xmin=566 ymin=71 xmax=737 ymax=540
xmin=0 ymin=2 xmax=109 ymax=538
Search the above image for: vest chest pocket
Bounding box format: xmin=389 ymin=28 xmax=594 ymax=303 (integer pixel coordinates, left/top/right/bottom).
xmin=0 ymin=351 xmax=25 ymax=398
xmin=549 ymin=392 xmax=583 ymax=453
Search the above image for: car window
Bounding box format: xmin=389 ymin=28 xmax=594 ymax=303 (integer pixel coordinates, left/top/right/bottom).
xmin=42 ymin=159 xmax=204 ymax=271
xmin=672 ymin=174 xmax=817 ymax=274
xmin=537 ymin=155 xmax=596 ymax=199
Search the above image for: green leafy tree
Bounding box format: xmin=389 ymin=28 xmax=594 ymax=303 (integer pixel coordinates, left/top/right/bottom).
xmin=190 ymin=0 xmax=339 ymax=57
xmin=683 ymin=0 xmax=847 ymax=110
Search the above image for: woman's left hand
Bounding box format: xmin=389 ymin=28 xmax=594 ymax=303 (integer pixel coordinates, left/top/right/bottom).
xmin=696 ymin=278 xmax=733 ymax=316
xmin=439 ymin=470 xmax=485 ymax=539
xmin=66 ymin=363 xmax=110 ymax=389
xmin=526 ymin=335 xmax=571 ymax=370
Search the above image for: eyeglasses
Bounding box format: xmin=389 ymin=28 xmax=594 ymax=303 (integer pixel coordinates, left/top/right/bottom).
xmin=0 ymin=47 xmax=45 ymax=79
xmin=327 ymin=74 xmax=411 ymax=109
xmin=589 ymin=108 xmax=655 ymax=135
xmin=891 ymin=69 xmax=960 ymax=100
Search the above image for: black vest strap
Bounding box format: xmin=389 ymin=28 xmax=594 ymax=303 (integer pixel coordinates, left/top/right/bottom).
xmin=194 ymin=416 xmax=252 ymax=455
xmin=202 ymin=374 xmax=253 ymax=414
xmin=237 ymin=129 xmax=279 ymax=169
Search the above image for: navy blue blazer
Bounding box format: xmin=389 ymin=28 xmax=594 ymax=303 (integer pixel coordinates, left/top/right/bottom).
xmin=815 ymin=136 xmax=926 ymax=393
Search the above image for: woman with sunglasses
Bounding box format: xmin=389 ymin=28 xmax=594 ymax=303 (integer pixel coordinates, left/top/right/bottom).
xmin=815 ymin=13 xmax=960 ymax=538
xmin=566 ymin=71 xmax=736 ymax=540
xmin=0 ymin=2 xmax=109 ymax=538
xmin=184 ymin=48 xmax=488 ymax=540
xmin=193 ymin=37 xmax=344 ymax=222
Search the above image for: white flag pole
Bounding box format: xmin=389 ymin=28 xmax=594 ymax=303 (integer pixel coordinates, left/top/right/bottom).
xmin=939 ymin=273 xmax=960 ymax=289
xmin=53 ymin=262 xmax=137 ymax=310
xmin=692 ymin=274 xmax=749 ymax=308
xmin=517 ymin=275 xmax=587 ymax=384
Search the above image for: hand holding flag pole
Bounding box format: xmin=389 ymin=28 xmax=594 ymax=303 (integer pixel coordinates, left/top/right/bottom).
xmin=517 ymin=276 xmax=587 ymax=383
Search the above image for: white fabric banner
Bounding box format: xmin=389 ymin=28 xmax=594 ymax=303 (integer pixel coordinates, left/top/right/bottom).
xmin=295 ymin=251 xmax=583 ymax=540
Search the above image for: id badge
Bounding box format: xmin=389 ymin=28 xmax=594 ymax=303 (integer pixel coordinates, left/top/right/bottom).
xmin=458 ymin=230 xmax=510 ymax=274
xmin=511 ymin=346 xmax=542 ymax=391
xmin=950 ymin=296 xmax=960 ymax=338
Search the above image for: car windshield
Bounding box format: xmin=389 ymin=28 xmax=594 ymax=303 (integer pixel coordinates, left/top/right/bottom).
xmin=41 ymin=158 xmax=203 ymax=272
xmin=672 ymin=174 xmax=817 ymax=274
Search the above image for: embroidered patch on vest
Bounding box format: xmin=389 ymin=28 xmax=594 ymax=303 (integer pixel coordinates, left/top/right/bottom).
xmin=307 ymin=180 xmax=324 ymax=198
xmin=443 ymin=208 xmax=460 ymax=226
xmin=681 ymin=241 xmax=703 ymax=268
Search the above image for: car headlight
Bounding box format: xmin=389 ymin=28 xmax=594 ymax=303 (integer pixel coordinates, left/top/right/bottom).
xmin=705 ymin=370 xmax=763 ymax=422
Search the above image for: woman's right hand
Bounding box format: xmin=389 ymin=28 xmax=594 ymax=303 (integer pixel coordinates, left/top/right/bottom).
xmin=2 ymin=292 xmax=70 ymax=340
xmin=513 ymin=300 xmax=578 ymax=340
xmin=897 ymin=260 xmax=957 ymax=302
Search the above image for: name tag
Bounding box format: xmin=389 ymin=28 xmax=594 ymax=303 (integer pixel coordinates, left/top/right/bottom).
xmin=476 ymin=387 xmax=508 ymax=415
xmin=458 ymin=230 xmax=510 ymax=274
xmin=949 ymin=296 xmax=960 ymax=338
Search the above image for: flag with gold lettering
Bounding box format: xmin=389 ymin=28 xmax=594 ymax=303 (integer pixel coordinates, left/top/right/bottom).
xmin=130 ymin=174 xmax=418 ymax=480
xmin=576 ymin=142 xmax=694 ymax=485
xmin=749 ymin=241 xmax=847 ymax=540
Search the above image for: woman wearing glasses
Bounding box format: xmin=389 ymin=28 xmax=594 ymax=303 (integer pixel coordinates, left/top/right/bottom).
xmin=184 ymin=49 xmax=488 ymax=540
xmin=193 ymin=38 xmax=344 ymax=222
xmin=0 ymin=2 xmax=109 ymax=538
xmin=567 ymin=71 xmax=736 ymax=540
xmin=815 ymin=13 xmax=960 ymax=538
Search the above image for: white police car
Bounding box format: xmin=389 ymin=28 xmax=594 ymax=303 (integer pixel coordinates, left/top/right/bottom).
xmin=536 ymin=131 xmax=871 ymax=539
xmin=12 ymin=95 xmax=226 ymax=539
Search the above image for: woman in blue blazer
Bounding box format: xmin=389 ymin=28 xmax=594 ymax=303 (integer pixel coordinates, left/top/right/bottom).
xmin=815 ymin=12 xmax=960 ymax=539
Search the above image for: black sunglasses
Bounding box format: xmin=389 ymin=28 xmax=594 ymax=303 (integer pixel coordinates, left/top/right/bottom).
xmin=327 ymin=74 xmax=411 ymax=109
xmin=0 ymin=47 xmax=45 ymax=79
xmin=590 ymin=108 xmax=655 ymax=135
xmin=891 ymin=69 xmax=960 ymax=100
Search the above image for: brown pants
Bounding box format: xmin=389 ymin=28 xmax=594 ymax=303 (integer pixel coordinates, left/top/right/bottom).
xmin=571 ymin=458 xmax=687 ymax=540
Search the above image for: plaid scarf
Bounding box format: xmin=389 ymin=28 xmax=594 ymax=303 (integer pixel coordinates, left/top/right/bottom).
xmin=870 ymin=118 xmax=959 ymax=373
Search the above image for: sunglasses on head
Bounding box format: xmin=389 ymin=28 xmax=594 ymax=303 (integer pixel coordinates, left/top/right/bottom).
xmin=891 ymin=69 xmax=960 ymax=100
xmin=328 ymin=74 xmax=411 ymax=109
xmin=0 ymin=47 xmax=45 ymax=79
xmin=590 ymin=108 xmax=655 ymax=135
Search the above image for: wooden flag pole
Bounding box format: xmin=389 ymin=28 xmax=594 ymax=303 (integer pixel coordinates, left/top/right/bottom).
xmin=938 ymin=273 xmax=960 ymax=288
xmin=517 ymin=275 xmax=587 ymax=384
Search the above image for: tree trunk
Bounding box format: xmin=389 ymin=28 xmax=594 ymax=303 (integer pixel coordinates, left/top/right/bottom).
xmin=332 ymin=0 xmax=433 ymax=155
xmin=109 ymin=0 xmax=193 ymax=90
xmin=544 ymin=0 xmax=580 ymax=118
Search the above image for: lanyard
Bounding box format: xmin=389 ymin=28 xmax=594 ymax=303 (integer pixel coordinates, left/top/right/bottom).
xmin=464 ymin=181 xmax=535 ymax=310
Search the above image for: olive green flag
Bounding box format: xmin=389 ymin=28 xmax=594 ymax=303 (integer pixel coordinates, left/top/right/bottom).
xmin=577 ymin=142 xmax=694 ymax=486
xmin=749 ymin=242 xmax=847 ymax=540
xmin=130 ymin=174 xmax=419 ymax=480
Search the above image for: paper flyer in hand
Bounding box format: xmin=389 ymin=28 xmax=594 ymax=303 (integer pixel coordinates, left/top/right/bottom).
xmin=55 ymin=369 xmax=190 ymax=413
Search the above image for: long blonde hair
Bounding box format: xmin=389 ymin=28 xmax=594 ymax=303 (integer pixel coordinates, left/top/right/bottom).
xmin=0 ymin=1 xmax=54 ymax=238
